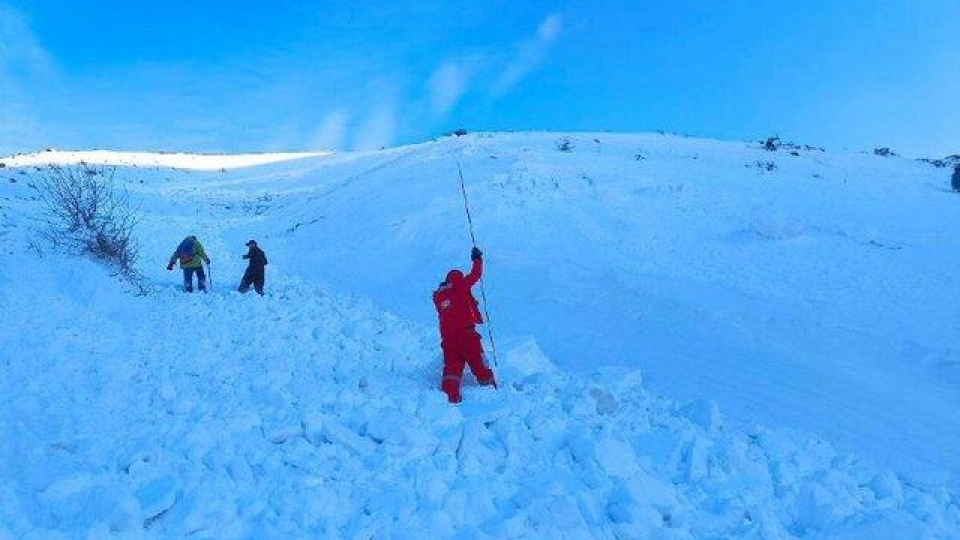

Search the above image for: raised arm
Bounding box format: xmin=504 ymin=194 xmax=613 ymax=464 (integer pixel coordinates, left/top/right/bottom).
xmin=464 ymin=251 xmax=483 ymax=288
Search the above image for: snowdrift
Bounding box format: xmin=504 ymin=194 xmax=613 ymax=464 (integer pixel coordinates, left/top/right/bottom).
xmin=0 ymin=133 xmax=958 ymax=538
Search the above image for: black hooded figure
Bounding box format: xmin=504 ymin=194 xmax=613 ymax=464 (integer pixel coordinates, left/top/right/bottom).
xmin=952 ymin=163 xmax=960 ymax=192
xmin=239 ymin=240 xmax=268 ymax=295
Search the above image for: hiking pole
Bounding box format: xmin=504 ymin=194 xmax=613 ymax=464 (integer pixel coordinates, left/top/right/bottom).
xmin=206 ymin=262 xmax=213 ymax=292
xmin=457 ymin=161 xmax=500 ymax=368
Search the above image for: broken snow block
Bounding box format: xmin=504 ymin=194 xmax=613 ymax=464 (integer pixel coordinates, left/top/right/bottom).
xmin=322 ymin=417 xmax=376 ymax=456
xmin=680 ymin=399 xmax=723 ymax=434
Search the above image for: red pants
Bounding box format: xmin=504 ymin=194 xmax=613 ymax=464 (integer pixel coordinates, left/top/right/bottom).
xmin=440 ymin=328 xmax=496 ymax=403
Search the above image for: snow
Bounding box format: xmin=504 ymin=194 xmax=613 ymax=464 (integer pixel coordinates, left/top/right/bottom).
xmin=0 ymin=133 xmax=958 ymax=538
xmin=0 ymin=149 xmax=330 ymax=170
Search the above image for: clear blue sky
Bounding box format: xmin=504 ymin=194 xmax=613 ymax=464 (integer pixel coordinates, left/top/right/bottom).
xmin=2 ymin=1 xmax=958 ymax=156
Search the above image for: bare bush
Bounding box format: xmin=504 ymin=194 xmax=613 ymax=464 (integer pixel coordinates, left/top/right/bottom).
xmin=32 ymin=164 xmax=143 ymax=284
xmin=754 ymin=160 xmax=777 ymax=172
xmin=921 ymin=154 xmax=960 ymax=168
xmin=555 ymin=137 xmax=574 ymax=152
xmin=761 ymin=137 xmax=824 ymax=153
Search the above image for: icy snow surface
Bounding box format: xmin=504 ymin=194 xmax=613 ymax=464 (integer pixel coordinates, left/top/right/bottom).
xmin=0 ymin=133 xmax=958 ymax=538
xmin=0 ymin=150 xmax=330 ymax=171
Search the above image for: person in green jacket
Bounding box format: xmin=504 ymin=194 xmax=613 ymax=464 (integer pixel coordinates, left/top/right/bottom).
xmin=167 ymin=235 xmax=211 ymax=292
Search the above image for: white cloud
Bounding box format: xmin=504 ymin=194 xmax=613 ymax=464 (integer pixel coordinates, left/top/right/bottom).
xmin=537 ymin=13 xmax=563 ymax=41
xmin=309 ymin=110 xmax=349 ymax=150
xmin=427 ymin=57 xmax=481 ymax=117
xmin=0 ymin=5 xmax=55 ymax=154
xmin=491 ymin=13 xmax=564 ymax=97
xmin=0 ymin=5 xmax=54 ymax=78
xmin=352 ymin=105 xmax=396 ymax=150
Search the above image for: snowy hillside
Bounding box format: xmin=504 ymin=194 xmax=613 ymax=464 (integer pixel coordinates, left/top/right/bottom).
xmin=0 ymin=133 xmax=958 ymax=538
xmin=0 ymin=150 xmax=330 ymax=170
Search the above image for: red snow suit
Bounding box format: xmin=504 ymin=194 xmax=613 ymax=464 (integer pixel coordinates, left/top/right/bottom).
xmin=433 ymin=257 xmax=496 ymax=403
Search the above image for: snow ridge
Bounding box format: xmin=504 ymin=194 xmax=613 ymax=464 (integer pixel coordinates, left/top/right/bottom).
xmin=0 ymin=150 xmax=330 ymax=171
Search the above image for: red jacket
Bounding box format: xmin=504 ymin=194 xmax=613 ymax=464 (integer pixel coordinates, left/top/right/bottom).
xmin=433 ymin=258 xmax=484 ymax=339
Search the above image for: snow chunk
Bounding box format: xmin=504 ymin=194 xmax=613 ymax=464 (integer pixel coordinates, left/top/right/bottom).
xmin=623 ymin=467 xmax=681 ymax=513
xmin=136 ymin=475 xmax=180 ymax=526
xmin=596 ymin=436 xmax=640 ymax=478
xmin=306 ymin=414 xmax=377 ymax=456
xmin=501 ymin=337 xmax=557 ymax=380
xmin=869 ymin=471 xmax=904 ymax=505
xmin=679 ymin=398 xmax=723 ymax=434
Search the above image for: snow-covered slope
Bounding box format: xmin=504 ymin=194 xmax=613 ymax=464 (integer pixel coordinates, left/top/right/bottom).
xmin=0 ymin=133 xmax=958 ymax=538
xmin=1 ymin=149 xmax=330 ymax=170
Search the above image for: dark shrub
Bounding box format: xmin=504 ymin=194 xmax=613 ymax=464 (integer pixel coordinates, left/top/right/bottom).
xmin=32 ymin=164 xmax=143 ymax=283
xmin=755 ymin=160 xmax=777 ymax=172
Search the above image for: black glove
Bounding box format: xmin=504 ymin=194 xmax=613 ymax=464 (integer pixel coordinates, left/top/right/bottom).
xmin=471 ymin=247 xmax=482 ymax=260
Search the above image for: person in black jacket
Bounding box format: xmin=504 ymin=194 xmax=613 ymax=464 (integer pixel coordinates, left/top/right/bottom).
xmin=952 ymin=163 xmax=960 ymax=192
xmin=238 ymin=240 xmax=268 ymax=295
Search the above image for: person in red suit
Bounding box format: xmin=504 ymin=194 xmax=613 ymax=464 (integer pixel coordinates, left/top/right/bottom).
xmin=433 ymin=246 xmax=497 ymax=403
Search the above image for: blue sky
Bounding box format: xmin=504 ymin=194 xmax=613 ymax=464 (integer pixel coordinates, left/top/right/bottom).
xmin=1 ymin=1 xmax=958 ymax=156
